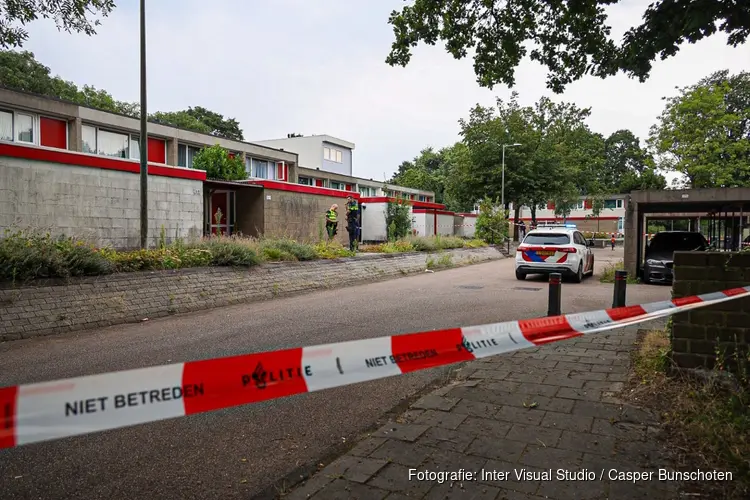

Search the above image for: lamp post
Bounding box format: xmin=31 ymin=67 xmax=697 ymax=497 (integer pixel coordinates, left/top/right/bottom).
xmin=139 ymin=0 xmax=148 ymax=249
xmin=501 ymin=143 xmax=522 ymax=210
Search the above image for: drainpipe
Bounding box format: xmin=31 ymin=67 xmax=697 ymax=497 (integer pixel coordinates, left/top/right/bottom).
xmin=434 ymin=209 xmax=438 ymax=236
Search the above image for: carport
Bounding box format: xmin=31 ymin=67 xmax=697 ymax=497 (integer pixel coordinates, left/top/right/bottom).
xmin=623 ymin=188 xmax=750 ymax=278
xmin=203 ymin=180 xmax=264 ymax=237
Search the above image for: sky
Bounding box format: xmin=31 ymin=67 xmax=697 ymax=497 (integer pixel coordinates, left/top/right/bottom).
xmin=20 ymin=0 xmax=750 ymax=182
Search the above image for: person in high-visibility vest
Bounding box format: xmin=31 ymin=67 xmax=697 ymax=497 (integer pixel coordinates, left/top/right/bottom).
xmin=345 ymin=196 xmax=360 ymax=251
xmin=325 ymin=204 xmax=338 ymax=241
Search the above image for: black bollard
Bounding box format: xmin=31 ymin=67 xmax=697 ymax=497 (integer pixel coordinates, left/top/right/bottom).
xmin=547 ymin=273 xmax=562 ymax=317
xmin=612 ymin=270 xmax=628 ymax=308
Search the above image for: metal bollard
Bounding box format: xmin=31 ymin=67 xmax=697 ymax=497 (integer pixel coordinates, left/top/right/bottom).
xmin=612 ymin=270 xmax=628 ymax=308
xmin=547 ymin=273 xmax=562 ymax=317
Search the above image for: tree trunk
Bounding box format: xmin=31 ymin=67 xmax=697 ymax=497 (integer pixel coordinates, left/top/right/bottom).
xmin=531 ymin=205 xmax=537 ymax=227
xmin=513 ymin=205 xmax=521 ymax=241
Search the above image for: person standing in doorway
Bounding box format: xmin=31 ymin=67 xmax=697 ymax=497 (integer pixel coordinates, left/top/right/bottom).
xmin=345 ymin=195 xmax=360 ymax=251
xmin=326 ymin=204 xmax=339 ymax=241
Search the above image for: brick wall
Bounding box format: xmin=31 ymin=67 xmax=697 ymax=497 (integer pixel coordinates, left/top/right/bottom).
xmin=264 ymin=189 xmax=350 ymax=245
xmin=0 ymin=246 xmax=504 ymax=341
xmin=0 ymin=156 xmax=203 ymax=248
xmin=672 ymin=251 xmax=750 ymax=371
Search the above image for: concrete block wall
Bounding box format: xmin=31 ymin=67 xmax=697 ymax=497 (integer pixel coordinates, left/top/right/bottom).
xmin=0 ymin=156 xmax=203 ymax=248
xmin=672 ymin=251 xmax=750 ymax=372
xmin=0 ymin=246 xmax=504 ymax=341
xmin=264 ymin=189 xmax=350 ymax=245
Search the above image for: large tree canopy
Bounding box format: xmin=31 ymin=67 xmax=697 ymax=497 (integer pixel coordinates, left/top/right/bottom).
xmin=649 ymin=70 xmax=750 ymax=188
xmin=0 ymin=49 xmax=245 ymax=141
xmin=385 ymin=0 xmax=750 ymax=93
xmin=0 ymin=0 xmax=115 ymax=48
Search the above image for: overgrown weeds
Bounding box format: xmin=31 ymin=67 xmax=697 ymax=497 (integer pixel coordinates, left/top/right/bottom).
xmin=0 ymin=229 xmax=489 ymax=282
xmin=599 ymin=260 xmax=639 ymax=284
xmin=629 ymin=328 xmax=750 ymax=499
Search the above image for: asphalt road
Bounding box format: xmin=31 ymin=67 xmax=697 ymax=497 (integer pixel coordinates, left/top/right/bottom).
xmin=0 ymin=248 xmax=670 ymax=500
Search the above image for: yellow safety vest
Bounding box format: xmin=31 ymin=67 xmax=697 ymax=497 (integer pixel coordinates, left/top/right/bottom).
xmin=326 ymin=210 xmax=337 ymax=223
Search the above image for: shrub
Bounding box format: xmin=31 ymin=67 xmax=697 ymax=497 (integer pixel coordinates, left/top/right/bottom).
xmin=260 ymin=238 xmax=317 ymax=261
xmin=192 ymin=144 xmax=247 ymax=181
xmin=475 ymin=197 xmax=508 ymax=244
xmin=0 ymin=228 xmax=113 ymax=281
xmin=385 ymin=198 xmax=412 ymax=240
xmin=193 ymin=237 xmax=260 ymax=266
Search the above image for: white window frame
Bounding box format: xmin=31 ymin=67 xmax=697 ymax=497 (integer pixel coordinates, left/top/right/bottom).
xmin=616 ymin=199 xmax=624 ymax=209
xmin=0 ymin=108 xmax=40 ymax=145
xmin=324 ymin=146 xmax=343 ymax=163
xmin=178 ymin=143 xmax=203 ymax=169
xmin=247 ymin=157 xmax=277 ymax=180
xmin=82 ymin=124 xmax=131 ymax=159
xmin=298 ymin=176 xmax=313 ymax=186
xmin=330 ymin=181 xmax=343 ymax=190
xmin=576 ymin=200 xmax=585 ymax=210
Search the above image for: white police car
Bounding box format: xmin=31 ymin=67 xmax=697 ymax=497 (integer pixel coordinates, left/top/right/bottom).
xmin=515 ymin=226 xmax=595 ymax=283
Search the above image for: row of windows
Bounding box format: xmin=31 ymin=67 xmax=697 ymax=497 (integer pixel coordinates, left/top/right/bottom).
xmin=1 ymin=109 xmax=69 ymax=149
xmin=323 ymin=146 xmax=343 ymax=163
xmin=528 ymin=199 xmax=624 ymax=211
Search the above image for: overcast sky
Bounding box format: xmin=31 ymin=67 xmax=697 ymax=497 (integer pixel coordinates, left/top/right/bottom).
xmin=21 ymin=0 xmax=750 ymax=182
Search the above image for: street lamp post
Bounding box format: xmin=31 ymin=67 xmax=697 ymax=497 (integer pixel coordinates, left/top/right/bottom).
xmin=501 ymin=143 xmax=522 ymax=211
xmin=139 ymin=0 xmax=148 ymax=249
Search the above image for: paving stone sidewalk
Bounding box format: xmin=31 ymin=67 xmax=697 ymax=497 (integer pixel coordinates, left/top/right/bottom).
xmin=284 ymin=325 xmax=682 ymax=500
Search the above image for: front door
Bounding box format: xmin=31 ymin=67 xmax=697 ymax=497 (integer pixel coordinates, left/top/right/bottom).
xmin=208 ymin=190 xmax=235 ymax=236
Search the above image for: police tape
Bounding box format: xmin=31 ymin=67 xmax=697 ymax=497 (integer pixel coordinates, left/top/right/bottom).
xmin=1 ymin=285 xmax=749 ymax=450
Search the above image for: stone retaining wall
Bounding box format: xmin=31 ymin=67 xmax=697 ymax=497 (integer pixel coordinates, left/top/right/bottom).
xmin=0 ymin=246 xmax=504 ymax=342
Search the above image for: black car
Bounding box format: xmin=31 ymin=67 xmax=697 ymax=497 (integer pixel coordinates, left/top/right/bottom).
xmin=643 ymin=231 xmax=708 ymax=284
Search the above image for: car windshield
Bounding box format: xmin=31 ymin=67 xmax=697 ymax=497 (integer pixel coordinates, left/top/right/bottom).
xmin=523 ymin=233 xmax=570 ymax=245
xmin=648 ymin=232 xmax=706 ymax=253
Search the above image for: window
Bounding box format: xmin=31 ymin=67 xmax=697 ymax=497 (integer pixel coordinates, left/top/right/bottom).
xmin=82 ymin=125 xmax=97 ymax=153
xmin=576 ymin=200 xmax=584 ymax=210
xmin=524 ymin=233 xmax=571 ymax=245
xmin=298 ymin=176 xmax=313 ymax=186
xmin=618 ymin=217 xmax=624 ymax=232
xmin=418 ymin=195 xmax=426 ymax=202
xmin=247 ymin=158 xmax=276 ymax=180
xmin=178 ymin=144 xmax=202 ymax=168
xmin=616 ymin=199 xmax=623 ymax=209
xmin=574 ymin=232 xmax=586 ymax=246
xmin=96 ymin=129 xmax=129 ymax=158
xmin=359 ymin=186 xmax=376 ymax=196
xmin=0 ymin=110 xmax=13 ymax=141
xmin=603 ymin=199 xmax=617 ymax=209
xmin=0 ymin=110 xmax=40 ymax=145
xmin=15 ymin=113 xmax=34 ymax=143
xmin=324 ymin=146 xmax=343 ymax=163
xmin=330 ymin=181 xmax=343 ymax=190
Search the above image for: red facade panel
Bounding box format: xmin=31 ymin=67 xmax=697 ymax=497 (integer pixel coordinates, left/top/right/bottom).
xmin=39 ymin=117 xmax=67 ymax=149
xmin=147 ymin=138 xmax=166 ymax=164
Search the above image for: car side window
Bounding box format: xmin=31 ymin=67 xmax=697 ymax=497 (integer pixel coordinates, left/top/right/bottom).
xmin=574 ymin=232 xmax=584 ymax=245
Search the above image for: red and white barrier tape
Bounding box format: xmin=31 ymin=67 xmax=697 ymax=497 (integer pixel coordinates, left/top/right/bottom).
xmin=1 ymin=285 xmax=748 ymax=449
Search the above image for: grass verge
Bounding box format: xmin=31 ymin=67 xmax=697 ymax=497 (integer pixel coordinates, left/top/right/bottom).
xmin=628 ymin=328 xmax=750 ymax=499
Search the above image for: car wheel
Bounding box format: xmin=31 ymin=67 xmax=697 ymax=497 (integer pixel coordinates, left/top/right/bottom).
xmin=572 ymin=263 xmax=583 ymax=283
xmin=515 ymin=270 xmax=526 ymax=281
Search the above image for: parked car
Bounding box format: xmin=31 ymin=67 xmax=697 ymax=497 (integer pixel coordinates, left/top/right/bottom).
xmin=643 ymin=231 xmax=708 ymax=284
xmin=515 ymin=226 xmax=595 ymax=283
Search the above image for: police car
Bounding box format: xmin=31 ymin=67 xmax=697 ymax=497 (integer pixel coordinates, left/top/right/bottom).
xmin=515 ymin=225 xmax=595 ymax=283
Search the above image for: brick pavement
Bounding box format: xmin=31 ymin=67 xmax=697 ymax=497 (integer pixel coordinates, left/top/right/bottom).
xmin=283 ymin=325 xmax=681 ymax=500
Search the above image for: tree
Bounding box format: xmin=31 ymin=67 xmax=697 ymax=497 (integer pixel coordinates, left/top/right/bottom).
xmin=192 ymin=144 xmax=247 ymax=181
xmin=390 ymin=146 xmax=450 ymax=205
xmin=0 ymin=50 xmax=245 ymax=138
xmin=385 ymin=0 xmax=750 ymax=93
xmin=1 ymin=0 xmax=115 ymax=48
xmin=150 ymin=107 xmax=244 ymax=141
xmin=601 ymin=130 xmax=666 ymax=193
xmin=649 ymin=70 xmax=750 ymax=188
